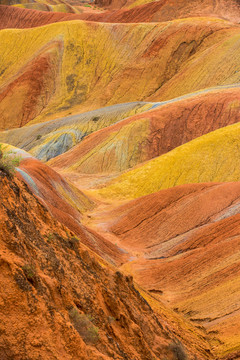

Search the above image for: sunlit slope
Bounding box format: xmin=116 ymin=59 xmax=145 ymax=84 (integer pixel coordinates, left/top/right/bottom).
xmin=0 ymin=18 xmax=240 ymax=129
xmin=149 ymin=31 xmax=240 ymax=102
xmin=1 ymin=143 xmax=93 ymax=215
xmin=0 ymin=5 xmax=82 ymax=29
xmin=0 ymin=102 xmax=153 ymax=161
xmin=96 ymin=182 xmax=240 ymax=253
xmin=0 ymin=177 xmax=200 ymax=360
xmin=1 ymin=1 xmax=240 ymax=28
xmin=0 ymin=6 xmax=106 ymax=30
xmin=0 ymin=1 xmax=79 ymax=13
xmin=125 ymin=0 xmax=240 ymax=21
xmin=97 ymin=182 xmax=240 ymax=357
xmin=92 ymin=0 xmax=240 ymax=23
xmin=0 ymin=39 xmax=63 ymax=130
xmin=49 ymin=86 xmax=240 ymax=174
xmin=18 ymin=157 xmax=127 ymax=264
xmin=12 ymin=2 xmax=77 ymax=12
xmin=95 ymin=121 xmax=240 ymax=200
xmin=107 ymin=0 xmax=240 ymax=19
xmin=15 ymin=1 xmax=78 ymax=13
xmin=1 ymin=143 xmax=127 ymax=264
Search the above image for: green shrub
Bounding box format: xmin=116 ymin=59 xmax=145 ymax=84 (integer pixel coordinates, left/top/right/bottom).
xmin=46 ymin=233 xmax=54 ymax=242
xmin=0 ymin=144 xmax=21 ymax=177
xmin=22 ymin=264 xmax=37 ymax=284
xmin=69 ymin=308 xmax=99 ymax=344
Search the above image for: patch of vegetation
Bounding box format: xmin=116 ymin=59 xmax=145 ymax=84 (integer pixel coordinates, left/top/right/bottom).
xmin=36 ymin=134 xmax=42 ymax=140
xmin=68 ymin=236 xmax=79 ymax=247
xmin=14 ymin=269 xmax=32 ymax=292
xmin=169 ymin=342 xmax=188 ymax=360
xmin=46 ymin=233 xmax=54 ymax=242
xmin=66 ymin=74 xmax=77 ymax=92
xmin=92 ymin=116 xmax=100 ymax=122
xmin=84 ymin=3 xmax=91 ymax=7
xmin=0 ymin=144 xmax=21 ymax=177
xmin=22 ymin=264 xmax=37 ymax=286
xmin=69 ymin=308 xmax=99 ymax=344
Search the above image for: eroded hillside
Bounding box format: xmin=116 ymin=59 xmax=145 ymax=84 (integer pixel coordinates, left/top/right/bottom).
xmin=0 ymin=172 xmax=212 ymax=359
xmin=1 ymin=0 xmax=240 ymax=359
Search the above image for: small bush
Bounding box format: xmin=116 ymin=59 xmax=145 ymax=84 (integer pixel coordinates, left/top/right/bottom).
xmin=92 ymin=116 xmax=100 ymax=122
xmin=46 ymin=233 xmax=54 ymax=242
xmin=169 ymin=342 xmax=188 ymax=360
xmin=0 ymin=144 xmax=21 ymax=177
xmin=69 ymin=308 xmax=99 ymax=344
xmin=22 ymin=264 xmax=37 ymax=285
xmin=68 ymin=236 xmax=79 ymax=248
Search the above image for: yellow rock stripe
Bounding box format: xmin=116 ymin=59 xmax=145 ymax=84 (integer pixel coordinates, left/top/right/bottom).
xmin=95 ymin=122 xmax=240 ymax=199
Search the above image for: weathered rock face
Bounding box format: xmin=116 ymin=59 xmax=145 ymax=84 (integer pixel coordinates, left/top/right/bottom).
xmin=0 ymin=172 xmax=197 ymax=360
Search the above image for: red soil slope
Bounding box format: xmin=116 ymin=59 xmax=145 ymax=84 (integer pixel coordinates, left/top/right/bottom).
xmin=86 ymin=181 xmax=240 ymax=355
xmin=17 ymin=157 xmax=127 ymax=265
xmin=50 ymin=87 xmax=240 ymax=174
xmin=0 ymin=5 xmax=84 ymax=29
xmin=1 ymin=171 xmax=197 ymax=360
xmin=99 ymin=182 xmax=240 ymax=253
xmin=0 ymin=40 xmax=63 ymax=130
xmin=1 ymin=0 xmax=240 ymax=31
xmin=94 ymin=0 xmax=240 ymax=23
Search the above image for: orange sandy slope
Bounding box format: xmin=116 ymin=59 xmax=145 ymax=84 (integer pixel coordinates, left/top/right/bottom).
xmin=2 ymin=172 xmax=205 ymax=360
